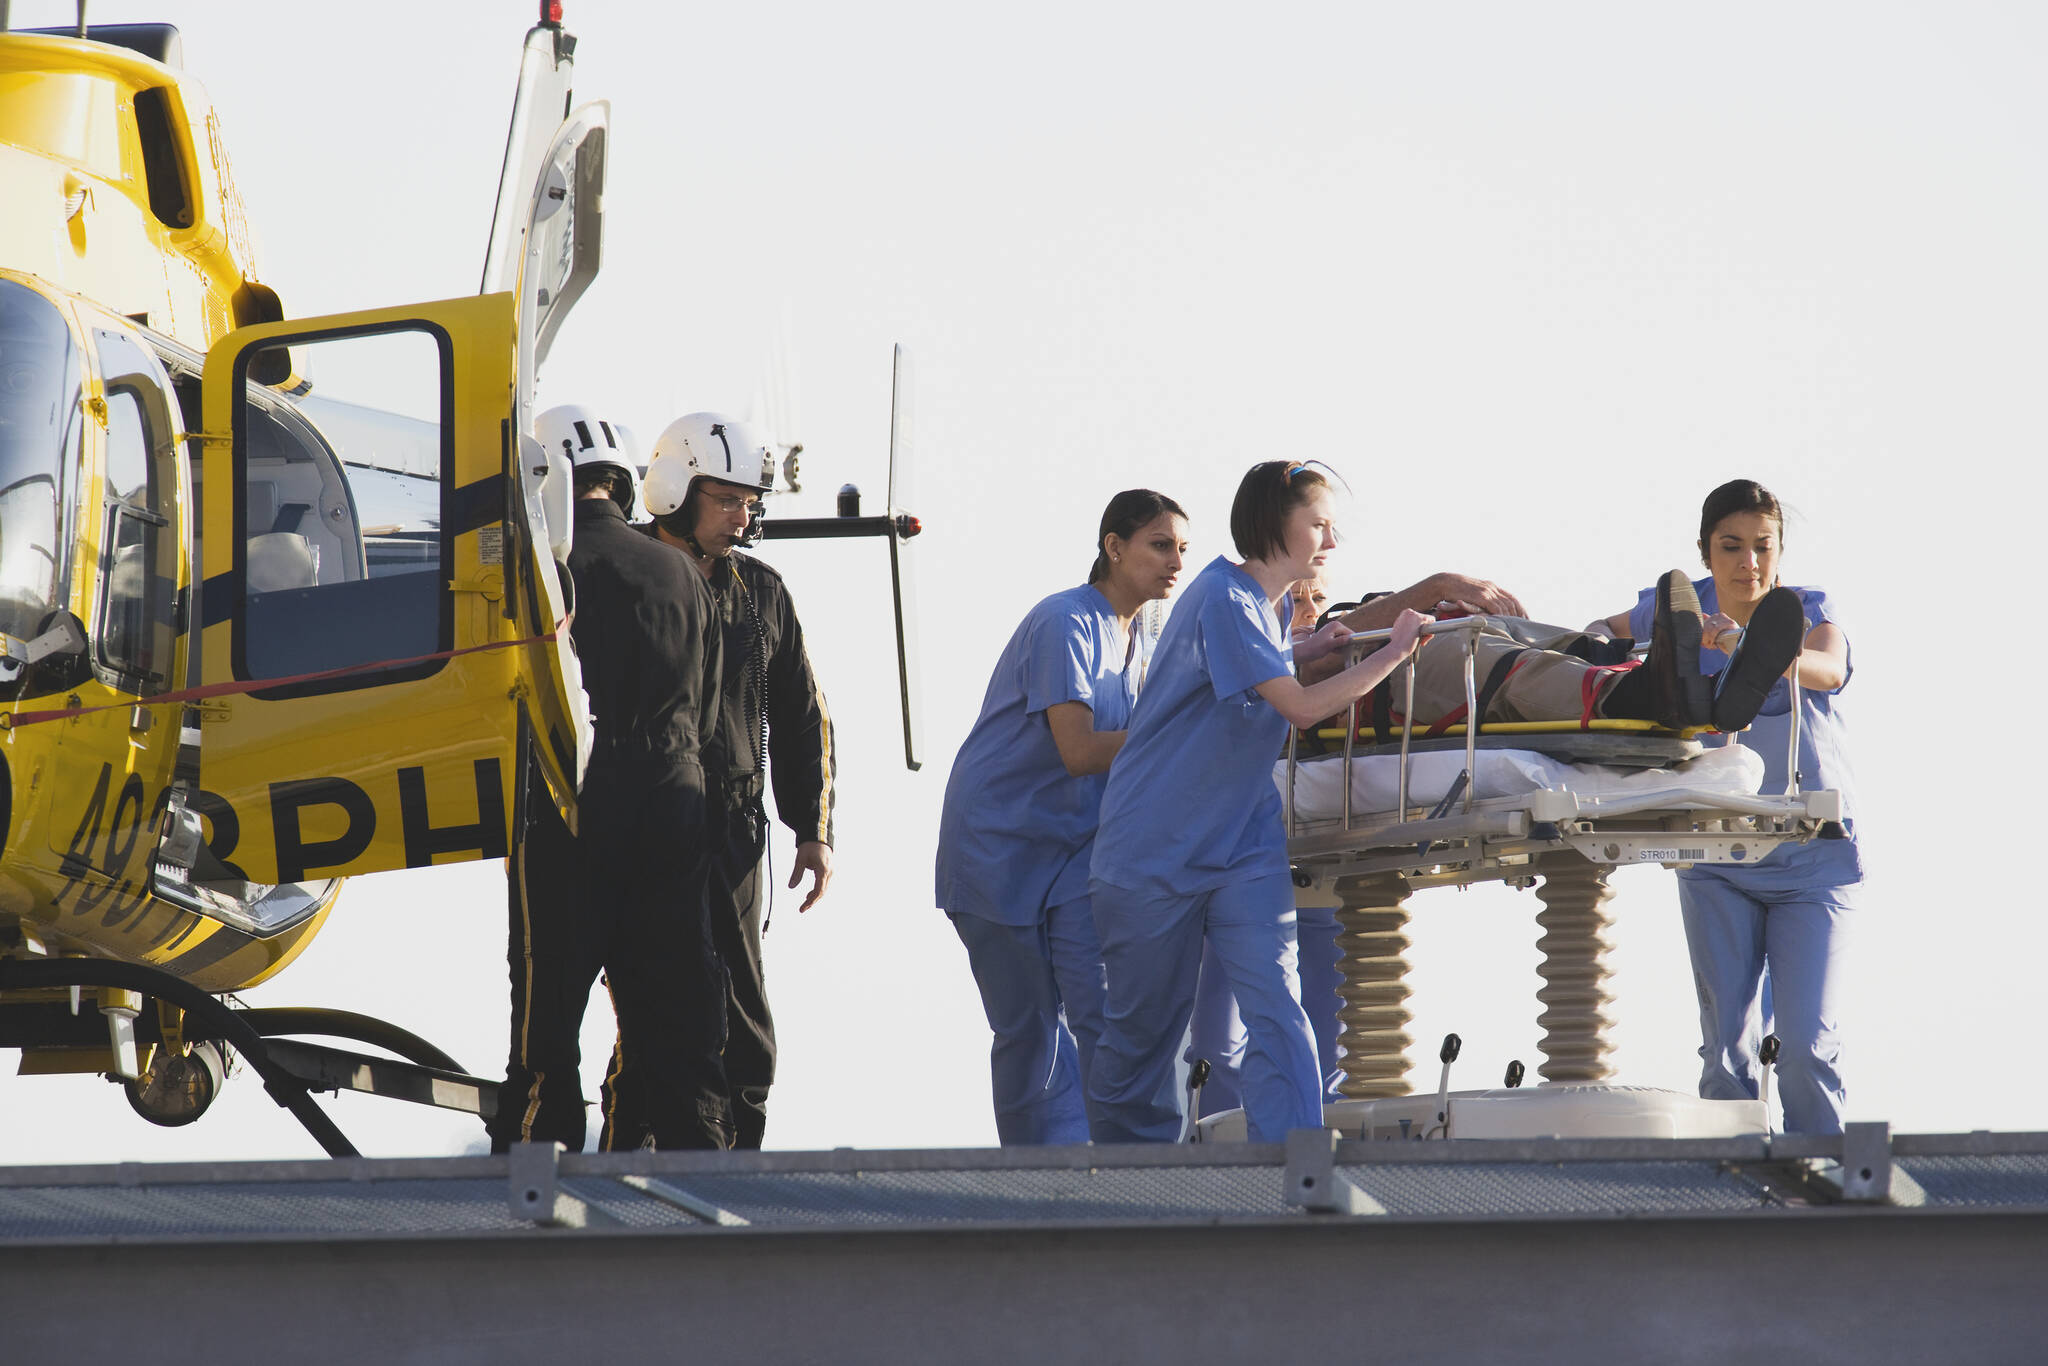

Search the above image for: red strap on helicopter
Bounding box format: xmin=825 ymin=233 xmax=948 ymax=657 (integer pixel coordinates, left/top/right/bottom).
xmin=0 ymin=630 xmax=561 ymax=731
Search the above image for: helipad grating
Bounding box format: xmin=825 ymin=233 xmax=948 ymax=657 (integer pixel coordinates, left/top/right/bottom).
xmin=0 ymin=1179 xmax=525 ymax=1240
xmin=1339 ymin=1161 xmax=1765 ymax=1217
xmin=559 ymin=1177 xmax=705 ymax=1228
xmin=1897 ymin=1155 xmax=2048 ymax=1208
xmin=662 ymin=1164 xmax=1291 ymax=1226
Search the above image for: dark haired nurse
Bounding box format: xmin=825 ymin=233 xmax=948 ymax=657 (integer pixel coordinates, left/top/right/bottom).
xmin=1601 ymin=478 xmax=1859 ymax=1134
xmin=1087 ymin=462 xmax=1430 ymax=1143
xmin=936 ymin=490 xmax=1191 ymax=1145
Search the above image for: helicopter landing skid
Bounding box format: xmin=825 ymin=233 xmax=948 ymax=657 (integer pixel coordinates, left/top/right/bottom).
xmin=0 ymin=960 xmax=506 ymax=1154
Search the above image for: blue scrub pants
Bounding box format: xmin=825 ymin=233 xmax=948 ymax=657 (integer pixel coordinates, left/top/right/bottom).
xmin=949 ymin=899 xmax=1107 ymax=1146
xmin=1088 ymin=872 xmax=1322 ymax=1143
xmin=1188 ymin=903 xmax=1345 ymax=1117
xmin=1678 ymin=876 xmax=1856 ymax=1135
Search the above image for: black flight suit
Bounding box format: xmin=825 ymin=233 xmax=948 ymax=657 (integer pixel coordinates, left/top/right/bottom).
xmin=603 ymin=544 xmax=835 ymax=1150
xmin=488 ymin=497 xmax=731 ymax=1152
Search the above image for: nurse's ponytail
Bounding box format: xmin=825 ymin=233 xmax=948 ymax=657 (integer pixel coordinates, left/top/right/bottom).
xmin=1090 ymin=489 xmax=1189 ymax=584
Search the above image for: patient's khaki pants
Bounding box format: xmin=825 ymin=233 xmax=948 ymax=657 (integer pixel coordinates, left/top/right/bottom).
xmin=1397 ymin=617 xmax=1628 ymax=727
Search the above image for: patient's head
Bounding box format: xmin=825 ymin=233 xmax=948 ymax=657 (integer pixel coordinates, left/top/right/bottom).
xmin=1232 ymin=461 xmax=1339 ymax=579
xmin=1289 ymin=570 xmax=1330 ymax=636
xmin=1089 ymin=489 xmax=1189 ymax=603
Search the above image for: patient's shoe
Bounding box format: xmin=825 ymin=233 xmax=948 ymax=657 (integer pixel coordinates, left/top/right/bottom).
xmin=1647 ymin=569 xmax=1711 ymax=728
xmin=1597 ymin=571 xmax=1710 ymax=728
xmin=1710 ymin=587 xmax=1805 ymax=731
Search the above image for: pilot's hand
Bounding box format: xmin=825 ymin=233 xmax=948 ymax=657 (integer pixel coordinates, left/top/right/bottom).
xmin=1386 ymin=609 xmax=1433 ymax=662
xmin=1702 ymin=612 xmax=1740 ymax=652
xmin=791 ymin=840 xmax=834 ymax=912
xmin=1426 ymin=573 xmax=1523 ymax=619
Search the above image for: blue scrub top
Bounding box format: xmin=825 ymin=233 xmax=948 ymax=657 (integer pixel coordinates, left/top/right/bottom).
xmin=936 ymin=583 xmax=1145 ymax=925
xmin=1091 ymin=557 xmax=1296 ymax=897
xmin=1629 ymin=578 xmax=1861 ymax=892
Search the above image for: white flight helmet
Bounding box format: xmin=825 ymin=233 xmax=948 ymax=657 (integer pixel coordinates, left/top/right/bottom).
xmin=644 ymin=413 xmax=774 ymax=514
xmin=535 ymin=403 xmax=641 ymax=515
xmin=644 ymin=412 xmax=774 ymax=547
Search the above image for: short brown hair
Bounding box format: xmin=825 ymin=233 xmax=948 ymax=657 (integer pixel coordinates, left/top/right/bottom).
xmin=1230 ymin=461 xmax=1331 ymax=563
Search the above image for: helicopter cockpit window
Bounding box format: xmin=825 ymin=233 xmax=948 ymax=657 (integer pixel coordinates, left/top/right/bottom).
xmin=94 ymin=328 xmax=180 ymax=689
xmin=236 ymin=327 xmax=448 ymax=691
xmin=0 ymin=281 xmax=80 ymax=699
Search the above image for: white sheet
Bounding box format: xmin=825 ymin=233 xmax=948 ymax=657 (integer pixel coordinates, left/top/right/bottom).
xmin=1275 ymin=743 xmax=1766 ymax=821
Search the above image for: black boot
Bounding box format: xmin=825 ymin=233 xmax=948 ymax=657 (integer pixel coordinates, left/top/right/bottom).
xmin=1647 ymin=570 xmax=1710 ymax=728
xmin=1711 ymin=588 xmax=1805 ymax=730
xmin=1598 ymin=571 xmax=1710 ymax=728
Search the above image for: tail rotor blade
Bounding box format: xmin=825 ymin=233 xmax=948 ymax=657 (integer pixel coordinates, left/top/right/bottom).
xmin=887 ymin=343 xmax=923 ymax=771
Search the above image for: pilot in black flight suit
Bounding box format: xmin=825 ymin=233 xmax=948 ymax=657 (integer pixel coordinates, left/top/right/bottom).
xmin=488 ymin=405 xmax=731 ymax=1152
xmin=600 ymin=411 xmax=836 ymax=1151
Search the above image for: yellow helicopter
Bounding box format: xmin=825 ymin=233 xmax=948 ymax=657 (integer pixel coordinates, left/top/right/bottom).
xmin=0 ymin=8 xmax=608 ymax=1154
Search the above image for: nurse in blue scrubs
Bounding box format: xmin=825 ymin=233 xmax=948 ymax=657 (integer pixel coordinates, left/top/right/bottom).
xmin=1087 ymin=462 xmax=1430 ymax=1144
xmin=1604 ymin=478 xmax=1859 ymax=1134
xmin=936 ymin=490 xmax=1191 ymax=1145
xmin=1186 ymin=573 xmax=1347 ymax=1117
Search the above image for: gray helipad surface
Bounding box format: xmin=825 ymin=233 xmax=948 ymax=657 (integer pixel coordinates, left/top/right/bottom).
xmin=6 ymin=1129 xmax=2047 ymax=1364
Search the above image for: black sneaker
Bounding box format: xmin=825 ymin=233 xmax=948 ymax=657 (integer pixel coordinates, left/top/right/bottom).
xmin=1645 ymin=570 xmax=1711 ymax=728
xmin=1711 ymin=587 xmax=1805 ymax=730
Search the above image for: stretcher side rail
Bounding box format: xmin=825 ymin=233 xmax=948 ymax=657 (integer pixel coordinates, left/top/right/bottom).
xmin=1283 ymin=616 xmax=1490 ymax=839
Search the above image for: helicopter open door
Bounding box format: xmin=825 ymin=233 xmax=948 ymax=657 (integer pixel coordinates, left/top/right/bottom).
xmin=191 ymin=294 xmax=568 ymax=885
xmin=505 ymin=99 xmax=608 ymax=826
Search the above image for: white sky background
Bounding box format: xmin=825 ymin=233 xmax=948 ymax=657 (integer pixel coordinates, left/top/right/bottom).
xmin=3 ymin=1 xmax=2044 ymax=1161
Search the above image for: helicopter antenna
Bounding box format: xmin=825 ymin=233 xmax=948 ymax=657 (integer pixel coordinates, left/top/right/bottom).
xmin=75 ymin=1 xmax=86 ymax=38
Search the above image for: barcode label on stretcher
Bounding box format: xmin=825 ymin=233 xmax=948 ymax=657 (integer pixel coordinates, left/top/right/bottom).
xmin=1636 ymin=847 xmax=1707 ymax=862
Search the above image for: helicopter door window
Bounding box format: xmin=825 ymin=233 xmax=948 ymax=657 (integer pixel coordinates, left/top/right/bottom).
xmin=92 ymin=329 xmax=180 ymax=691
xmin=236 ymin=327 xmax=449 ymax=693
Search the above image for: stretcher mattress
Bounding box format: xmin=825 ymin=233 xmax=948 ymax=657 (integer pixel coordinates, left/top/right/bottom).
xmin=1275 ymin=741 xmax=1766 ymax=822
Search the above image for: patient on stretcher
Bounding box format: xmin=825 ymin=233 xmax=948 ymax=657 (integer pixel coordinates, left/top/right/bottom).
xmin=1303 ymin=569 xmax=1807 ymax=738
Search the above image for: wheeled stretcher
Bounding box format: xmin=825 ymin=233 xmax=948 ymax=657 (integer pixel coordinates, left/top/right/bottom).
xmin=1263 ymin=616 xmax=1844 ymax=1126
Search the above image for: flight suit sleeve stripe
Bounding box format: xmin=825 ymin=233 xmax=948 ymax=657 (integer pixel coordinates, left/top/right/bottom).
xmin=814 ymin=685 xmax=833 ymax=845
xmin=511 ymin=831 xmax=545 ymax=1141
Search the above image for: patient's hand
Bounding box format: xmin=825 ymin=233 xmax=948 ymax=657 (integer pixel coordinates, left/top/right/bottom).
xmin=1426 ymin=573 xmax=1524 ymax=619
